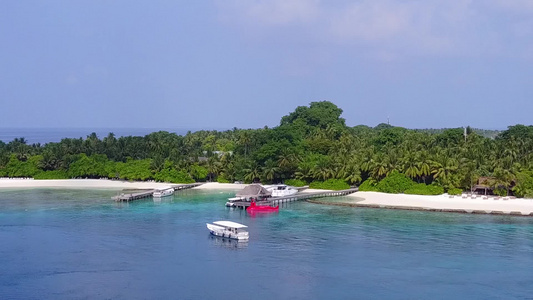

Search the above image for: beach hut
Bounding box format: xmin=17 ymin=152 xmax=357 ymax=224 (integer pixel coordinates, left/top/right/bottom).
xmin=473 ymin=177 xmax=493 ymax=195
xmin=236 ymin=184 xmax=272 ymax=200
xmin=473 ymin=177 xmax=515 ymax=196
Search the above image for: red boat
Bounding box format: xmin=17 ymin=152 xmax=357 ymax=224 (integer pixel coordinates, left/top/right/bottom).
xmin=246 ymin=201 xmax=279 ymax=213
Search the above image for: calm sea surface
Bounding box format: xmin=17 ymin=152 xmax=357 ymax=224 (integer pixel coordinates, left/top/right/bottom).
xmin=1 ymin=189 xmax=533 ymax=299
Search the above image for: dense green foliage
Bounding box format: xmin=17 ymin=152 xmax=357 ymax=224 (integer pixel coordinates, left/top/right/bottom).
xmin=512 ymin=172 xmax=533 ymax=198
xmin=216 ymin=177 xmax=231 ymax=183
xmin=284 ymin=179 xmax=307 ymax=187
xmin=1 ymin=101 xmax=533 ymax=196
xmin=375 ymin=171 xmax=415 ymax=194
xmin=404 ymin=183 xmax=444 ymax=195
xmin=359 ymin=176 xmax=444 ymax=195
xmin=309 ymin=179 xmax=350 ymax=190
xmin=33 ymin=170 xmax=70 ymax=179
xmin=447 ymin=188 xmax=463 ymax=196
xmin=358 ymin=179 xmax=379 ymax=192
xmin=416 ymin=127 xmax=500 ymax=139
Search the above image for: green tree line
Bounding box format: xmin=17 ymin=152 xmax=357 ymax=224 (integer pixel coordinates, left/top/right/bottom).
xmin=1 ymin=101 xmax=533 ymax=196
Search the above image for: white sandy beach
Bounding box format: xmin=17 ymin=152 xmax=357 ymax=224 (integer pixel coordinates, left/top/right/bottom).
xmin=193 ymin=182 xmax=247 ymax=190
xmin=347 ymin=191 xmax=533 ymax=216
xmin=0 ymin=178 xmax=245 ymax=190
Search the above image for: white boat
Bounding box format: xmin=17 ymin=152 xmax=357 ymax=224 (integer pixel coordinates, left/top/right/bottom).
xmin=206 ymin=221 xmax=249 ymax=240
xmin=265 ymin=184 xmax=298 ymax=197
xmin=153 ymin=187 xmax=174 ymax=198
xmin=226 ymin=196 xmax=245 ymax=207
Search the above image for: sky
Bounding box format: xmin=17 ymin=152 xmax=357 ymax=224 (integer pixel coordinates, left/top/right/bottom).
xmin=1 ymin=0 xmax=532 ymax=131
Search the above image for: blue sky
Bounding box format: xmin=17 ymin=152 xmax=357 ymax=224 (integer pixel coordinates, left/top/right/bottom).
xmin=1 ymin=0 xmax=532 ymax=130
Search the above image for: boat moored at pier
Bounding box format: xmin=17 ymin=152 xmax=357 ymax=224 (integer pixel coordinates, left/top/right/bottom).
xmin=153 ymin=187 xmax=174 ymax=198
xmin=265 ymin=184 xmax=298 ymax=197
xmin=246 ymin=201 xmax=279 ymax=213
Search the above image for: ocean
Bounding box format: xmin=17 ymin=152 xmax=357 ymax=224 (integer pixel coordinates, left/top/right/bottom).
xmin=1 ymin=189 xmax=532 ymax=299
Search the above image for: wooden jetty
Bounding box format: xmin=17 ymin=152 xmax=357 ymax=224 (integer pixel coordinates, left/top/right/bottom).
xmin=230 ymin=188 xmax=359 ymax=208
xmin=112 ymin=183 xmax=204 ymax=202
xmin=172 ymin=183 xmax=204 ymax=191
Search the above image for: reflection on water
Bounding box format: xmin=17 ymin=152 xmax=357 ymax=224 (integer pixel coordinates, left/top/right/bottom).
xmin=247 ymin=210 xmax=279 ymax=218
xmin=209 ymin=235 xmax=248 ymax=249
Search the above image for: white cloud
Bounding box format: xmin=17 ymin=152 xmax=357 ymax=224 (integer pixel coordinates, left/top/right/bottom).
xmin=215 ymin=0 xmax=533 ymax=60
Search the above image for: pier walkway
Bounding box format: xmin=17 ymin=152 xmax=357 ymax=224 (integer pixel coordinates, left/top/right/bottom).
xmin=230 ymin=188 xmax=358 ymax=208
xmin=112 ymin=183 xmax=203 ymax=202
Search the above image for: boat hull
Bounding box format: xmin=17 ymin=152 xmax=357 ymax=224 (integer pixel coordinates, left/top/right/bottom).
xmin=266 ymin=185 xmax=298 ymax=197
xmin=206 ymin=223 xmax=249 ymax=240
xmin=153 ymin=188 xmax=174 ymax=198
xmin=246 ymin=202 xmax=279 ymax=213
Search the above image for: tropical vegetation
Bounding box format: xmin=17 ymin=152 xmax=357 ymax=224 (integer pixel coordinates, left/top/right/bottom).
xmin=1 ymin=101 xmax=533 ymax=197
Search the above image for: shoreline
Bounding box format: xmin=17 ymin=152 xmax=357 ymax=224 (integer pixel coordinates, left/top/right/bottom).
xmin=2 ymin=179 xmax=533 ymax=216
xmin=310 ymin=191 xmax=533 ymax=216
xmin=0 ymin=178 xmax=245 ymax=191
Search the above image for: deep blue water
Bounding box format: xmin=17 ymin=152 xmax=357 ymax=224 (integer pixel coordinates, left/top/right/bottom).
xmin=1 ymin=189 xmax=533 ymax=299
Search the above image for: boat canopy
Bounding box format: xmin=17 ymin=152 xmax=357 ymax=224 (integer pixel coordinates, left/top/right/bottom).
xmin=213 ymin=221 xmax=248 ymax=229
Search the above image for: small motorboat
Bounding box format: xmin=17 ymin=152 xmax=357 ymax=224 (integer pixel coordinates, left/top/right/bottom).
xmin=265 ymin=184 xmax=298 ymax=197
xmin=206 ymin=221 xmax=249 ymax=241
xmin=153 ymin=187 xmax=174 ymax=198
xmin=226 ymin=196 xmax=245 ymax=207
xmin=246 ymin=201 xmax=279 ymax=213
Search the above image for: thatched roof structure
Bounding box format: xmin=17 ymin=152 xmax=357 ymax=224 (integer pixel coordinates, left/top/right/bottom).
xmin=476 ymin=177 xmax=493 ymax=187
xmin=236 ymin=184 xmax=271 ymax=198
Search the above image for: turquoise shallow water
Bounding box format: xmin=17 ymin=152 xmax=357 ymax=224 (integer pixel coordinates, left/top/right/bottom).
xmin=1 ymin=189 xmax=533 ymax=299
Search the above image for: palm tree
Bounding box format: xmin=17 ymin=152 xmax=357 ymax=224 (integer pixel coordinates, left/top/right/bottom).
xmin=370 ymin=153 xmax=394 ymax=180
xmin=430 ymin=154 xmax=459 ymax=189
xmin=206 ymin=157 xmax=221 ymax=181
xmin=244 ymin=163 xmax=261 ymax=183
xmin=295 ymin=161 xmax=314 ymax=182
xmin=401 ymin=152 xmax=420 ymax=181
xmin=417 ymin=159 xmax=431 ymax=184
xmin=262 ymin=160 xmax=279 ymax=182
xmin=238 ymin=131 xmax=252 ymax=158
xmin=277 ymin=148 xmax=295 ymax=169
xmin=491 ymin=167 xmax=515 ymax=196
xmin=344 ymin=164 xmax=362 ymax=185
xmin=312 ymin=157 xmax=334 ymax=181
